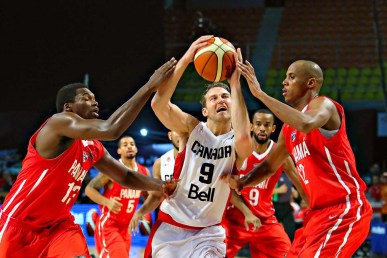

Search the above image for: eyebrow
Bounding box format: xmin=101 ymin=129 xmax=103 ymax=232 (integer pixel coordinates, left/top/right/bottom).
xmin=81 ymin=92 xmax=94 ymax=98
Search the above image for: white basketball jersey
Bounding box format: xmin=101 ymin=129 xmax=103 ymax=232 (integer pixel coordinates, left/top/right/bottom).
xmin=160 ymin=122 xmax=236 ymax=227
xmin=160 ymin=149 xmax=175 ymax=181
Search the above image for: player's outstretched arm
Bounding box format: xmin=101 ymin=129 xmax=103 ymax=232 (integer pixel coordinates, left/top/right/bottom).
xmin=151 ymin=36 xmax=212 ymax=135
xmin=229 ymin=48 xmax=253 ymax=168
xmin=230 ymin=190 xmax=261 ymax=231
xmin=94 ymin=149 xmax=164 ymax=192
xmin=129 ymin=158 xmax=164 ymax=233
xmin=50 ymin=58 xmax=177 ymax=141
xmin=238 ymin=60 xmax=338 ymax=133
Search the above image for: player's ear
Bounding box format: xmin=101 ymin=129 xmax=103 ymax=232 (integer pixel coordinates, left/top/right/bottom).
xmin=202 ymin=107 xmax=208 ymax=117
xmin=307 ymin=77 xmax=316 ymax=89
xmin=64 ymin=103 xmax=72 ymax=112
xmin=167 ymin=131 xmax=172 ymax=140
xmin=272 ymin=124 xmax=277 ymax=133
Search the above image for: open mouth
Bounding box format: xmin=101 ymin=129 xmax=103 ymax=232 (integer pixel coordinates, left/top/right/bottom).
xmin=92 ymin=108 xmax=99 ymax=118
xmin=217 ymin=107 xmax=227 ymax=113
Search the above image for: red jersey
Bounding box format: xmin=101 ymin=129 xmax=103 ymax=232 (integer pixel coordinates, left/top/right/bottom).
xmin=282 ymin=97 xmax=367 ymax=209
xmin=0 ymin=120 xmax=104 ymax=228
xmin=99 ymin=160 xmax=148 ymax=226
xmin=224 ymin=140 xmax=283 ymax=223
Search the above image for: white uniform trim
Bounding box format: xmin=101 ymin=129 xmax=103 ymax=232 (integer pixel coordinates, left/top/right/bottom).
xmin=152 ymin=222 xmax=226 ymax=258
xmin=314 ymin=147 xmax=363 ymax=257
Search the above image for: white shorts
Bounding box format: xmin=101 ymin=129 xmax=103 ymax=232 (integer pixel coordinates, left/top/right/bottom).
xmin=151 ymin=222 xmax=226 ymax=258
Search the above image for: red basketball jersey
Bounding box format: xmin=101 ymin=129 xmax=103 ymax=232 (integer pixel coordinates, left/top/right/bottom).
xmin=224 ymin=140 xmax=283 ymax=224
xmin=282 ymin=97 xmax=367 ymax=209
xmin=98 ymin=161 xmax=148 ymax=226
xmin=0 ymin=120 xmax=104 ymax=228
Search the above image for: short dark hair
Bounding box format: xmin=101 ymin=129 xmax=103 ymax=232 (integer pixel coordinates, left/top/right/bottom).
xmin=56 ymin=83 xmax=88 ymax=112
xmin=251 ymin=108 xmax=275 ymax=123
xmin=118 ymin=135 xmax=134 ymax=148
xmin=200 ymin=82 xmax=231 ymax=108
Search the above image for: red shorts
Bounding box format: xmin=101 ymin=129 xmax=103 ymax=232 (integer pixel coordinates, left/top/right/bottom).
xmin=288 ymin=197 xmax=372 ymax=258
xmin=223 ymin=216 xmax=290 ymax=258
xmin=0 ymin=213 xmax=90 ymax=258
xmin=94 ymin=217 xmax=131 ymax=258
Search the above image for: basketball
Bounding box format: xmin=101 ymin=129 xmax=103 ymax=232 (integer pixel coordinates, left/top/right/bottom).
xmin=194 ymin=37 xmax=236 ymax=82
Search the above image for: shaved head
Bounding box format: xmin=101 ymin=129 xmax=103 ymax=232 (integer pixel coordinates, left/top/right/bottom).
xmin=292 ymin=60 xmax=323 ymax=87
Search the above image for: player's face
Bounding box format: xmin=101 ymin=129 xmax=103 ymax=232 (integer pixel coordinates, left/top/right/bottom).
xmin=282 ymin=62 xmax=309 ymax=106
xmin=202 ymin=87 xmax=231 ymax=122
xmin=70 ymin=88 xmax=99 ymax=119
xmin=117 ymin=137 xmax=137 ymax=159
xmin=252 ymin=113 xmax=275 ymax=144
xmin=168 ymin=131 xmax=180 ymax=151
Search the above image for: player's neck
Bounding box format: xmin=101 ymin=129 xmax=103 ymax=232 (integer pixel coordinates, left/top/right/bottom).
xmin=206 ymin=120 xmax=231 ymax=136
xmin=254 ymin=139 xmax=271 ymax=155
xmin=294 ymin=92 xmax=319 ymax=111
xmin=121 ymin=157 xmax=137 ymax=170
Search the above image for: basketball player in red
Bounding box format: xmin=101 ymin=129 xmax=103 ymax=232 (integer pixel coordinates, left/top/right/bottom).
xmin=129 ymin=130 xmax=181 ymax=233
xmin=0 ymin=58 xmax=178 ymax=258
xmin=85 ymin=136 xmax=152 ymax=258
xmin=145 ymin=35 xmax=256 ymax=258
xmin=222 ymin=109 xmax=307 ymax=258
xmin=223 ymin=59 xmax=372 ymax=257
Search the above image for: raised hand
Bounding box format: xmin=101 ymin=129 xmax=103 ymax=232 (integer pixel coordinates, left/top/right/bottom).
xmin=107 ymin=196 xmax=123 ymax=214
xmin=228 ymin=48 xmax=243 ymax=85
xmin=181 ymin=35 xmax=214 ymax=64
xmin=237 ymin=60 xmax=263 ymax=98
xmin=146 ymin=57 xmax=177 ymax=92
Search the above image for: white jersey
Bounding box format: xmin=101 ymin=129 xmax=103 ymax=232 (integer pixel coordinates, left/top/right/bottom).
xmin=160 ymin=149 xmax=175 ymax=181
xmin=160 ymin=122 xmax=236 ymax=227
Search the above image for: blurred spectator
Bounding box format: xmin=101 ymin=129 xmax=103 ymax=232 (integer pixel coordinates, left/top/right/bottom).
xmin=370 ymin=163 xmax=381 ymax=177
xmin=273 ymin=172 xmax=296 ymax=241
xmin=367 ymin=174 xmax=382 ymax=202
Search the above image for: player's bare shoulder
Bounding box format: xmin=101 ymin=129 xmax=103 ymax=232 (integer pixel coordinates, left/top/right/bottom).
xmin=35 ymin=113 xmax=78 ymax=159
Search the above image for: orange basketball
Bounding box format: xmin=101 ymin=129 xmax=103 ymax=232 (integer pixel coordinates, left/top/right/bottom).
xmin=194 ymin=37 xmax=236 ymax=82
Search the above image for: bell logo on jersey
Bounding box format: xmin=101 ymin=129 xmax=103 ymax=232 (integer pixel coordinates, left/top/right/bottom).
xmin=292 ymin=141 xmax=311 ymax=163
xmin=188 ymin=183 xmax=215 ymax=202
xmin=191 ymin=140 xmax=231 ymax=160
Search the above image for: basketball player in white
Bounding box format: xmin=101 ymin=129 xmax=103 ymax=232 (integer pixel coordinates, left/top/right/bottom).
xmin=145 ymin=35 xmax=254 ymax=258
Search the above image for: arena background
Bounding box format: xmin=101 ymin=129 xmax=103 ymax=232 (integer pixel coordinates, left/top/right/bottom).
xmin=1 ymin=0 xmax=387 ymax=257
